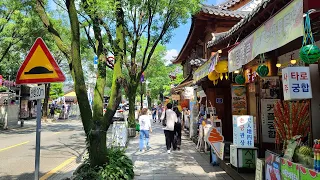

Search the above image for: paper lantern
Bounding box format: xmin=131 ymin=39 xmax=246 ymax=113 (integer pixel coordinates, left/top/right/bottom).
xmin=215 ymin=60 xmax=228 ymax=80
xmin=208 ymin=71 xmax=219 ymax=81
xmin=235 ymin=75 xmax=245 ymax=85
xmin=256 ymin=64 xmax=269 ymax=77
xmin=215 ymin=60 xmax=228 ymax=73
xmin=299 ymin=44 xmax=320 ymax=64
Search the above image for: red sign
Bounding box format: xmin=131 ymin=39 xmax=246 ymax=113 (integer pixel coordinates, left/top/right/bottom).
xmin=16 ymin=38 xmax=65 ymax=84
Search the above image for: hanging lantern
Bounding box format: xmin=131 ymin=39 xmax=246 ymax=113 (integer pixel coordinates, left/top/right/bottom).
xmin=215 ymin=60 xmax=228 ymax=73
xmin=208 ymin=71 xmax=219 ymax=81
xmin=215 ymin=60 xmax=228 ymax=80
xmin=299 ymin=44 xmax=320 ymax=64
xmin=256 ymin=64 xmax=269 ymax=77
xmin=235 ymin=75 xmax=245 ymax=85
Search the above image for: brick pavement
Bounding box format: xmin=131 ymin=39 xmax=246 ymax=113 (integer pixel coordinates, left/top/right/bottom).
xmin=126 ymin=122 xmax=233 ymax=180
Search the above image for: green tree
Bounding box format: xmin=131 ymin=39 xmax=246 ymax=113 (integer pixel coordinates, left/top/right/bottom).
xmin=35 ymin=0 xmax=201 ymax=167
xmin=49 ymin=83 xmax=64 ymax=100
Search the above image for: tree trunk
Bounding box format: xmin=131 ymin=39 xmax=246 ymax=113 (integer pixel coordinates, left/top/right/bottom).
xmin=127 ymin=89 xmax=137 ymax=128
xmin=42 ymin=83 xmax=50 ymax=118
xmin=66 ymin=0 xmax=104 ymax=167
xmin=88 ymin=125 xmax=107 ymax=167
xmin=104 ymin=0 xmax=124 ymax=131
xmin=148 ymin=96 xmax=151 ymax=109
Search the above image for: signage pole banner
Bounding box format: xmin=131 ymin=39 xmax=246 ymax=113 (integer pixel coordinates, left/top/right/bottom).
xmin=228 ymin=0 xmax=303 ymax=72
xmin=261 ymin=99 xmax=279 ymax=143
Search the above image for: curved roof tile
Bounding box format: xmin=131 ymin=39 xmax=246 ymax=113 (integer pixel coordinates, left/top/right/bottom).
xmin=206 ymin=0 xmax=273 ymax=48
xmin=201 ymin=4 xmax=249 ymax=18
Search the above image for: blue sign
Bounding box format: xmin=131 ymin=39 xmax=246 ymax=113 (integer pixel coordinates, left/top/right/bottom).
xmin=216 ymin=98 xmax=223 ymax=104
xmin=94 ymin=55 xmax=98 ymax=65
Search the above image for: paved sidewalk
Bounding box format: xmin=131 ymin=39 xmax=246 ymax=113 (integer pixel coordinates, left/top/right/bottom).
xmin=126 ymin=122 xmax=233 ymax=180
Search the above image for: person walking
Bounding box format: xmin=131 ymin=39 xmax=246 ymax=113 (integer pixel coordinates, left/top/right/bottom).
xmin=173 ymin=106 xmax=182 ymax=151
xmin=139 ymin=108 xmax=152 ymax=152
xmin=160 ymin=103 xmax=177 ymax=154
xmin=152 ymin=105 xmax=157 ymax=123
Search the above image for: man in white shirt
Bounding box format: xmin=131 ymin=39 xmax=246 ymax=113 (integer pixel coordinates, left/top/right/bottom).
xmin=161 ymin=103 xmax=178 ymax=154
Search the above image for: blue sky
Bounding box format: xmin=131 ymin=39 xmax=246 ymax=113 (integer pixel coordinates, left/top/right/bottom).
xmin=164 ymin=0 xmax=227 ymax=62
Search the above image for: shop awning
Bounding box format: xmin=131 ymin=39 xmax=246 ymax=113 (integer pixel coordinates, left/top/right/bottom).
xmin=64 ymin=91 xmax=76 ymax=97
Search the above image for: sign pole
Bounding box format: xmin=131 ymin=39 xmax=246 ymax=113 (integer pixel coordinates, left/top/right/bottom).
xmin=34 ymin=99 xmax=42 ymax=180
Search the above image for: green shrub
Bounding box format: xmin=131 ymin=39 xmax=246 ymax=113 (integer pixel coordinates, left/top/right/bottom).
xmin=73 ymin=147 xmax=134 ymax=180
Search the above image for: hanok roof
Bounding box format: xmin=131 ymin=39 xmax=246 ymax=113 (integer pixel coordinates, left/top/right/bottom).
xmin=173 ymin=4 xmax=248 ymax=64
xmin=218 ymin=0 xmax=248 ymax=10
xmin=201 ymin=4 xmax=249 ymax=18
xmin=207 ymin=0 xmax=272 ymax=48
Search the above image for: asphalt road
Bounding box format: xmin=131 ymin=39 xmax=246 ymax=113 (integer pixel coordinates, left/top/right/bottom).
xmin=0 ymin=120 xmax=86 ymax=180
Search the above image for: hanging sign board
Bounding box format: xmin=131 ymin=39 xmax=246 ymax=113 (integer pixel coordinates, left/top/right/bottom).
xmin=228 ymin=0 xmax=303 ymax=72
xmin=183 ymin=87 xmax=194 ymax=99
xmin=16 ymin=38 xmax=66 ymax=84
xmin=282 ymin=67 xmax=312 ymax=100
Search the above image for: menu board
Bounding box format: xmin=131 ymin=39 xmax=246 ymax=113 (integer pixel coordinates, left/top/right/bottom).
xmin=231 ymin=85 xmax=247 ymax=115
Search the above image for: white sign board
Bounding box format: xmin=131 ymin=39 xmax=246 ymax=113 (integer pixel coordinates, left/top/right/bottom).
xmin=183 ymin=87 xmax=194 ymax=99
xmin=261 ymin=99 xmax=278 ymax=143
xmin=282 ymin=67 xmax=312 ymax=100
xmin=30 ymin=85 xmax=46 ymax=100
xmin=255 ymin=158 xmax=264 ymax=180
xmin=233 ymin=115 xmax=254 ymax=147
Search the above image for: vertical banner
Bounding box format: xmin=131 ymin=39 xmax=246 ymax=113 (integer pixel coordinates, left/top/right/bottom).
xmin=255 ymin=158 xmax=264 ymax=180
xmin=261 ymin=99 xmax=279 ymax=143
xmin=231 ymin=85 xmax=247 ymax=115
xmin=233 ymin=115 xmax=254 ymax=147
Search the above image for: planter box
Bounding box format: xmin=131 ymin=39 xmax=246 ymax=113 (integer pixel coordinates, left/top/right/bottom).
xmin=128 ymin=128 xmax=136 ymax=137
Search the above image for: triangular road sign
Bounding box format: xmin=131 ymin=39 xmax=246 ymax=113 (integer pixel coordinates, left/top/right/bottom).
xmin=16 ymin=38 xmax=65 ymax=84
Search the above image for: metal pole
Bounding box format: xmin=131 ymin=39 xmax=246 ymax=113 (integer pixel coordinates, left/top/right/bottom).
xmin=34 ymin=99 xmax=41 ymax=180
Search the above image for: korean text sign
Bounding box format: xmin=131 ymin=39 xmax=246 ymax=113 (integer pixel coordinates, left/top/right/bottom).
xmin=282 ymin=67 xmax=312 ymax=100
xmin=233 ymin=115 xmax=254 ymax=147
xmin=228 ymin=0 xmax=303 ymax=72
xmin=261 ymin=99 xmax=279 ymax=143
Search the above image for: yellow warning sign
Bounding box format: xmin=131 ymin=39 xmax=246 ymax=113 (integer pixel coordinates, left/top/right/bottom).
xmin=16 ymin=38 xmax=65 ymax=84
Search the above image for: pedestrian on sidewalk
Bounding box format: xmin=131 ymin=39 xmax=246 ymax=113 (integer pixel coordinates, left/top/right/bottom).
xmin=138 ymin=108 xmax=152 ymax=152
xmin=173 ymin=106 xmax=182 ymax=151
xmin=152 ymin=105 xmax=157 ymax=123
xmin=160 ymin=103 xmax=177 ymax=154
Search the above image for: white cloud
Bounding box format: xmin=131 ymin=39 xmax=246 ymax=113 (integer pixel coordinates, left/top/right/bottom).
xmin=164 ymin=49 xmax=179 ymax=65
